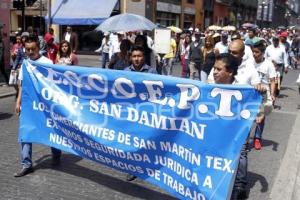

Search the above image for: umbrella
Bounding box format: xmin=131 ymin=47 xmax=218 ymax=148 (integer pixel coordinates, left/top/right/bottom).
xmin=96 ymin=13 xmax=156 ymax=32
xmin=222 ymin=25 xmax=236 ymax=31
xmin=208 ymin=25 xmax=222 ymax=31
xmin=167 ymin=26 xmax=182 ymax=33
xmin=242 ymin=23 xmax=257 ymax=29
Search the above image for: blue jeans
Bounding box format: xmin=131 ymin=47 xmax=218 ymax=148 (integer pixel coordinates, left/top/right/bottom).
xmin=255 ymin=119 xmax=265 ymax=139
xmin=233 ymin=142 xmax=248 ymax=190
xmin=101 ymin=52 xmax=109 ymax=68
xmin=21 ymin=143 xmax=61 ymax=169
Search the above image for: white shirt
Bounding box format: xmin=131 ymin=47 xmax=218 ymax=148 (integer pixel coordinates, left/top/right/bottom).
xmin=180 ymin=43 xmax=190 ymax=59
xmin=208 ymin=59 xmax=261 ymax=86
xmin=215 ymin=41 xmax=228 ymax=54
xmin=265 ymin=44 xmax=288 ymax=67
xmin=100 ymin=37 xmax=111 ymax=53
xmin=18 ymin=56 xmax=52 ymax=81
xmin=243 ymin=45 xmax=255 ymax=64
xmin=65 ymin=32 xmax=71 ymax=43
xmin=254 ymin=59 xmax=276 ymax=85
xmin=109 ymin=34 xmax=120 ymax=59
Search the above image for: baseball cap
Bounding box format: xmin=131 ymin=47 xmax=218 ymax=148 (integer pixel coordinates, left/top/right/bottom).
xmin=279 ymin=31 xmax=288 ymax=38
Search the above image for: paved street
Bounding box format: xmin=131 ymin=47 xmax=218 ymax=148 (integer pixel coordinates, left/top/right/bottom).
xmin=0 ymin=55 xmax=299 ymax=199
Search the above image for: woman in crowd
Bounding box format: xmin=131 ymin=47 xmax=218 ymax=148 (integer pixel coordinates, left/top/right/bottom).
xmin=11 ymin=32 xmax=29 ymax=97
xmin=180 ymin=34 xmax=191 ymax=78
xmin=11 ymin=35 xmax=22 ymax=62
xmin=108 ymin=39 xmax=131 ymax=70
xmin=56 ymin=40 xmax=78 ymax=65
xmin=201 ymin=35 xmax=216 ymax=82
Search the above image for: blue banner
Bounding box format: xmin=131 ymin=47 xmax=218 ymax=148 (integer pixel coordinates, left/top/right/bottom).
xmin=20 ymin=60 xmax=261 ymax=200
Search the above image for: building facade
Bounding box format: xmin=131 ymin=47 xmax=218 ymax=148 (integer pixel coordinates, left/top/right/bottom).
xmin=213 ymin=0 xmax=230 ymax=26
xmin=229 ymin=0 xmax=258 ymax=27
xmin=0 ymin=0 xmax=11 ymax=68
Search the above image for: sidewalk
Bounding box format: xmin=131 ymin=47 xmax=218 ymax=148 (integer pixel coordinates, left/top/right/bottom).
xmin=0 ymin=83 xmax=16 ymax=99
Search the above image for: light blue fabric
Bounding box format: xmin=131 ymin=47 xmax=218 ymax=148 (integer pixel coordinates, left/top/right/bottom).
xmin=46 ymin=0 xmax=118 ymax=25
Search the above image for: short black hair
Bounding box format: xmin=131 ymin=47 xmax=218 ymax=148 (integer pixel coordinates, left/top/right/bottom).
xmin=131 ymin=45 xmax=145 ymax=55
xmin=25 ymin=34 xmax=40 ymax=47
xmin=215 ymin=53 xmax=239 ymax=76
xmin=248 ymin=28 xmax=256 ymax=34
xmin=252 ymin=40 xmax=266 ymax=53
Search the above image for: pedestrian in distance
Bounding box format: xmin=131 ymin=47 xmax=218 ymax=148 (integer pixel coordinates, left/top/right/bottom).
xmin=63 ymin=26 xmax=79 ymax=54
xmin=11 ymin=32 xmax=29 ymax=97
xmin=200 ymin=35 xmax=216 ymax=82
xmin=189 ymin=32 xmax=203 ymax=80
xmin=14 ymin=35 xmax=62 ymax=178
xmin=180 ymin=34 xmax=191 ymax=78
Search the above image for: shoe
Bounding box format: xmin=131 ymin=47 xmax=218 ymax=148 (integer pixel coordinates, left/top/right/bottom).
xmin=51 ymin=156 xmax=61 ymax=166
xmin=231 ymin=187 xmax=247 ymax=200
xmin=254 ymin=139 xmax=262 ymax=150
xmin=126 ymin=174 xmax=137 ymax=181
xmin=14 ymin=167 xmax=34 ymax=177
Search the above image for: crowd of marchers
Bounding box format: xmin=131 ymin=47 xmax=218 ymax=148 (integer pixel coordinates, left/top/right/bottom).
xmin=4 ymin=23 xmax=300 ymax=200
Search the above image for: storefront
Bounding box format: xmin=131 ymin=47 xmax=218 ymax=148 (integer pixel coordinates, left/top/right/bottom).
xmin=0 ymin=0 xmax=10 ymax=69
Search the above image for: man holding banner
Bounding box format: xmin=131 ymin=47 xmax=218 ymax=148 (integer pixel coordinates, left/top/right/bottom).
xmin=124 ymin=45 xmax=156 ymax=181
xmin=125 ymin=45 xmax=157 ymax=74
xmin=210 ymin=39 xmax=263 ymax=199
xmin=14 ymin=35 xmax=62 ymax=177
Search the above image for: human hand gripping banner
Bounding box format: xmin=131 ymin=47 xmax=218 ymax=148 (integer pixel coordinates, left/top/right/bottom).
xmin=19 ymin=60 xmax=261 ymax=200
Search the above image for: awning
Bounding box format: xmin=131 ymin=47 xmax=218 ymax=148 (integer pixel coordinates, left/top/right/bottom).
xmin=47 ymin=0 xmax=118 ymax=25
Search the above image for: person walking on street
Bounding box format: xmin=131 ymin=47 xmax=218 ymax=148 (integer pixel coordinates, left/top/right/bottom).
xmin=215 ymin=32 xmax=229 ymax=55
xmin=189 ymin=32 xmax=203 ymax=80
xmin=265 ymin=36 xmax=289 ymax=96
xmin=99 ymin=33 xmax=111 ymax=68
xmin=180 ymin=35 xmax=191 ymax=78
xmin=200 ymin=35 xmax=216 ymax=82
xmin=162 ymin=33 xmax=176 ymax=76
xmin=252 ymin=41 xmax=276 ymax=150
xmin=44 ymin=32 xmax=58 ymax=64
xmin=63 ymin=26 xmax=78 ymax=54
xmin=124 ymin=45 xmax=156 ymax=181
xmin=14 ymin=35 xmax=62 ymax=177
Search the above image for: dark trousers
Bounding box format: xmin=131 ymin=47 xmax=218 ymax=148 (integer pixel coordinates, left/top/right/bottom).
xmin=101 ymin=53 xmax=109 ymax=68
xmin=0 ymin=60 xmax=9 ymax=84
xmin=233 ymin=142 xmax=248 ymax=190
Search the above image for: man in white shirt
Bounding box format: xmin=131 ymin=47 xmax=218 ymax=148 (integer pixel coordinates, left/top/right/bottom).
xmin=215 ymin=32 xmax=229 ymax=54
xmin=14 ymin=35 xmax=62 ymax=177
xmin=209 ymin=39 xmax=262 ymax=200
xmin=265 ymin=36 xmax=288 ymax=86
xmin=252 ymin=41 xmax=276 ymax=150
